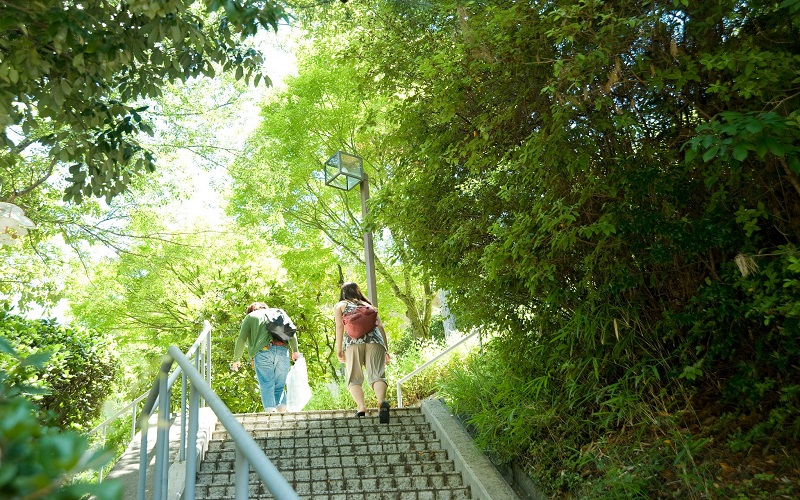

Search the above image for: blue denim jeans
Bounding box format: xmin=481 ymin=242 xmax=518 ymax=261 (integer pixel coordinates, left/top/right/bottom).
xmin=253 ymin=345 xmax=290 ymax=411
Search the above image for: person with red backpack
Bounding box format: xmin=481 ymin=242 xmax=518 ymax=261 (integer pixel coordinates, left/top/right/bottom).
xmin=334 ymin=282 xmax=391 ymax=422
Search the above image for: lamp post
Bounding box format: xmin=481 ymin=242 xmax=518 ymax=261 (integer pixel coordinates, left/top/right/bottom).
xmin=324 ymin=151 xmax=377 ymax=307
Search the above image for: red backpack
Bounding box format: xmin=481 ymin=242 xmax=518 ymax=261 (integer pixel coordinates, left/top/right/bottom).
xmin=342 ymin=303 xmax=378 ymax=339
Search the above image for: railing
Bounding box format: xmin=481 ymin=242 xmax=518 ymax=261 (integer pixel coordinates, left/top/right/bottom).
xmin=396 ymin=328 xmax=482 ymax=408
xmin=89 ymin=320 xmax=213 ymax=482
xmin=139 ymin=344 xmax=299 ymax=500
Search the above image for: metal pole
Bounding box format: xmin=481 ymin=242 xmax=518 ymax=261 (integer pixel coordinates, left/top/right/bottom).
xmin=153 ymin=372 xmax=169 ymax=500
xmin=396 ymin=380 xmax=404 ymax=409
xmin=138 ymin=420 xmax=148 ymax=500
xmin=184 ymin=354 xmax=201 ymax=500
xmin=98 ymin=425 xmax=107 ymax=482
xmin=131 ymin=405 xmax=138 ymax=442
xmin=360 ymin=174 xmax=377 ymax=307
xmin=395 ymin=328 xmax=481 ymax=408
xmin=180 ymin=371 xmax=187 ymax=462
xmin=154 ymin=371 xmax=170 ymax=500
xmin=206 ymin=331 xmax=212 ymax=401
xmin=235 ymin=446 xmax=250 ymax=500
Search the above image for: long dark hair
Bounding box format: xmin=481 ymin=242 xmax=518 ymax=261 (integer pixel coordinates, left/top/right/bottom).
xmin=339 ymin=282 xmax=371 ymax=305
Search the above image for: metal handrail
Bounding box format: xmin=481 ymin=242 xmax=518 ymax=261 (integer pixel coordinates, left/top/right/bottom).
xmin=89 ymin=320 xmax=212 ymax=482
xmin=138 ymin=345 xmax=299 ymax=500
xmin=396 ymin=328 xmax=482 ymax=408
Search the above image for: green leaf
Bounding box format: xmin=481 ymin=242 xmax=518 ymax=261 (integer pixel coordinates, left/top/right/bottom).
xmin=702 ymin=145 xmax=719 ymax=162
xmin=0 ymin=337 xmax=16 ymax=355
xmin=789 ymin=156 xmax=800 ymax=174
xmin=20 ymin=350 xmax=53 ymax=368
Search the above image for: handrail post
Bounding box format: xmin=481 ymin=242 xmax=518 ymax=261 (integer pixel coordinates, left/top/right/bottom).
xmin=131 ymin=404 xmax=138 ymax=442
xmin=206 ymin=326 xmax=212 ymax=390
xmin=396 ymin=381 xmax=404 ymax=409
xmin=137 ymin=418 xmax=148 ymax=500
xmin=90 ymin=320 xmax=214 ymax=484
xmin=98 ymin=424 xmax=107 ymax=482
xmin=180 ymin=371 xmax=187 ymax=462
xmin=153 ymin=368 xmax=171 ymax=500
xmin=235 ymin=446 xmax=250 ymax=500
xmin=184 ymin=352 xmax=201 ymax=500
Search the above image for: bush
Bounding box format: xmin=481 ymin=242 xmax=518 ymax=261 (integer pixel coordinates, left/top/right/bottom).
xmin=0 ymin=305 xmax=118 ymax=430
xmin=0 ymin=338 xmax=121 ymax=499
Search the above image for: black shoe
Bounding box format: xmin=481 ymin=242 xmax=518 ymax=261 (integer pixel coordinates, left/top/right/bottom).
xmin=379 ymin=401 xmax=390 ymax=424
xmin=354 ymin=411 xmax=366 ymax=418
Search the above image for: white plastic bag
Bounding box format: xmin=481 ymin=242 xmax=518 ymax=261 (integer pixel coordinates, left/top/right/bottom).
xmin=285 ymin=354 xmax=312 ymax=412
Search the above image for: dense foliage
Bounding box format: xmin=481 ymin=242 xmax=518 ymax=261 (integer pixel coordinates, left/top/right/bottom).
xmin=0 ymin=0 xmax=285 ymax=204
xmin=292 ymin=0 xmax=800 ymax=497
xmin=0 ymin=306 xmax=117 ymax=430
xmin=228 ymin=44 xmax=438 ymax=340
xmin=0 ymin=338 xmax=121 ymax=499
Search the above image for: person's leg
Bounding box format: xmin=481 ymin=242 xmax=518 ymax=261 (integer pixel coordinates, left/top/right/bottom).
xmin=365 ymin=343 xmax=388 ymax=403
xmin=344 ymin=344 xmax=367 ymax=414
xmin=271 ymin=346 xmax=291 ymax=411
xmin=372 ymin=380 xmax=388 ymax=404
xmin=365 ymin=343 xmax=390 ymax=423
xmin=277 ymin=389 xmax=287 ymax=412
xmin=253 ymin=349 xmax=279 ymax=411
xmin=348 ymin=385 xmax=367 ymax=413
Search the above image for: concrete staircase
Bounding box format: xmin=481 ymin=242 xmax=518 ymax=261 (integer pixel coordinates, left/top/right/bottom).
xmin=194 ymin=400 xmax=518 ymax=499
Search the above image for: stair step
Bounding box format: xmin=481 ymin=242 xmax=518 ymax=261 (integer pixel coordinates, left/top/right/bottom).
xmin=198 ymin=461 xmax=455 ymax=480
xmin=195 ymin=482 xmax=471 ymax=500
xmin=220 ymin=414 xmax=427 ymax=434
xmin=207 ymin=432 xmax=439 ymax=453
xmin=212 ymin=421 xmax=433 ymax=441
xmin=202 ymin=449 xmax=453 ymax=470
xmin=197 ymin=469 xmax=465 ymax=488
xmin=195 ymin=406 xmax=475 ymax=499
xmin=229 ymin=409 xmax=425 ymax=427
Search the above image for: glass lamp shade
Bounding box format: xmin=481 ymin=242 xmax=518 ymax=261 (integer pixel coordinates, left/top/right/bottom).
xmin=0 ymin=202 xmax=24 ymax=218
xmin=0 ymin=232 xmax=18 ymax=245
xmin=324 ymin=151 xmax=364 ymax=191
xmin=0 ymin=202 xmax=35 ymax=246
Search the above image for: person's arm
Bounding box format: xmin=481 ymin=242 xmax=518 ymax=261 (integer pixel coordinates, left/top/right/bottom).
xmin=230 ymin=315 xmax=251 ymax=371
xmin=334 ymin=301 xmax=345 ymax=363
xmin=289 ymin=335 xmax=300 ymax=361
xmin=376 ymin=314 xmax=390 ymax=363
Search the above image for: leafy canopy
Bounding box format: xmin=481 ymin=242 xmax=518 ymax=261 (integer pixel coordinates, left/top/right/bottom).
xmin=0 ymin=0 xmax=286 ymax=203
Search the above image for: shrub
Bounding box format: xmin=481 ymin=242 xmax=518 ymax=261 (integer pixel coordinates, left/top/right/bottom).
xmin=0 ymin=305 xmax=118 ymax=430
xmin=0 ymin=337 xmax=121 ymax=499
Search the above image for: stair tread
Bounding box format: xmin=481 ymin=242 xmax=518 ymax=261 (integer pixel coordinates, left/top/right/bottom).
xmin=198 ymin=461 xmax=455 ymax=477
xmin=196 ymin=483 xmax=471 ymax=500
xmin=194 ymin=407 xmax=474 ymax=499
xmin=211 ymin=423 xmax=434 ymax=439
xmin=197 ymin=470 xmax=464 ymax=486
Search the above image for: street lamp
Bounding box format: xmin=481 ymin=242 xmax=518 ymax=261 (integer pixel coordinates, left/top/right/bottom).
xmin=324 ymin=151 xmax=377 ymax=307
xmin=0 ymin=202 xmax=36 ymax=246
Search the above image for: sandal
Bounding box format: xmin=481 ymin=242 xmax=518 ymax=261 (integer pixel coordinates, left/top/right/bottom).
xmin=354 ymin=411 xmax=366 ymax=418
xmin=379 ymin=401 xmax=390 ymax=424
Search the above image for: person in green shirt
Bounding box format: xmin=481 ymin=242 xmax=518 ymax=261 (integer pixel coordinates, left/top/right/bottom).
xmin=230 ymin=302 xmax=300 ymax=412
